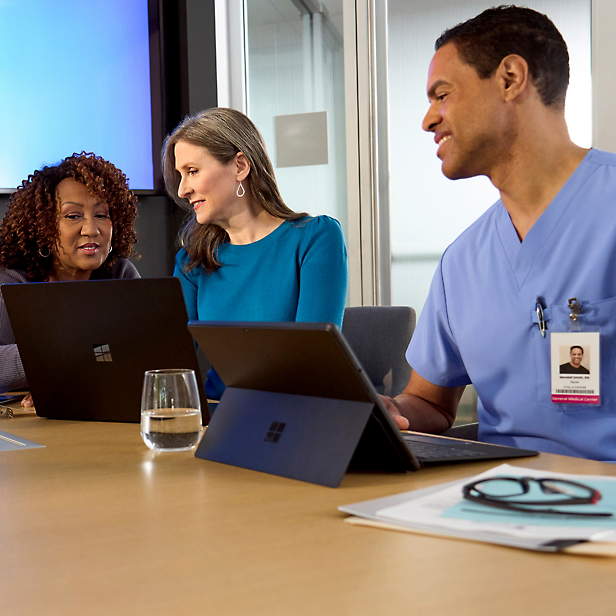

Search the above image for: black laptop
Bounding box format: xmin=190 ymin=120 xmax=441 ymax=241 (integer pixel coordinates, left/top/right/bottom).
xmin=2 ymin=278 xmax=209 ymax=424
xmin=188 ymin=321 xmax=537 ymax=488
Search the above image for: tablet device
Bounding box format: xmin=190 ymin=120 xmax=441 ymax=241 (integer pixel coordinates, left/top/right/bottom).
xmin=188 ymin=321 xmax=537 ymax=487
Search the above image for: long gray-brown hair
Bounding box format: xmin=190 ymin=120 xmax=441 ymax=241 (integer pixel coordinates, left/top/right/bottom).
xmin=162 ymin=107 xmax=308 ymax=272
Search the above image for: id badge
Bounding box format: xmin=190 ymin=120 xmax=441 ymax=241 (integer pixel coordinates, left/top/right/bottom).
xmin=550 ymin=331 xmax=600 ymax=404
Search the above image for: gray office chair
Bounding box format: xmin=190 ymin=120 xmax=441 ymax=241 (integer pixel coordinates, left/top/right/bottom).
xmin=442 ymin=385 xmax=479 ymax=440
xmin=341 ymin=306 xmax=416 ymax=398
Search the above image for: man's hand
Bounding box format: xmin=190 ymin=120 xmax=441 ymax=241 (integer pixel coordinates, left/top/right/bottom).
xmin=379 ymin=372 xmax=465 ymax=433
xmin=380 ymin=395 xmax=410 ymax=430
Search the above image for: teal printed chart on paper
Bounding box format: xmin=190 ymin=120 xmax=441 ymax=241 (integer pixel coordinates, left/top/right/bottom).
xmin=443 ymin=476 xmax=616 ymax=529
xmin=0 ymin=431 xmax=44 ymax=452
xmin=347 ymin=465 xmax=616 ymax=552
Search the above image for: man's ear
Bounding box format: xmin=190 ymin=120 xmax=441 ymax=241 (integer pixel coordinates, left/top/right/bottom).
xmin=496 ymin=54 xmax=529 ymax=102
xmin=235 ymin=152 xmax=251 ymax=181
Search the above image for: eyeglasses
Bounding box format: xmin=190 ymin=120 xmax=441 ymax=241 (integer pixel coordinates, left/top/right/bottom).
xmin=462 ymin=476 xmax=613 ymax=518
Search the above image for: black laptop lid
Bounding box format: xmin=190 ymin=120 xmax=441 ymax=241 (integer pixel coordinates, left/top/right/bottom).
xmin=188 ymin=321 xmax=418 ymax=486
xmin=2 ymin=278 xmax=208 ymax=423
xmin=189 ymin=321 xmax=381 ymax=402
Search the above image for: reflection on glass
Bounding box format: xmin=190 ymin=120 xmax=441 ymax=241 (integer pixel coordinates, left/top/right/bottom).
xmin=244 ymin=0 xmax=347 ymax=230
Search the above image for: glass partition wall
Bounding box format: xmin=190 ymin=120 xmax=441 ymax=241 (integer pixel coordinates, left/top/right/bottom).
xmin=217 ymin=0 xmax=594 ymax=421
xmin=216 ymin=0 xmax=355 ymax=297
xmin=245 ymin=0 xmax=347 ymax=228
xmin=217 ymin=0 xmax=592 ymax=309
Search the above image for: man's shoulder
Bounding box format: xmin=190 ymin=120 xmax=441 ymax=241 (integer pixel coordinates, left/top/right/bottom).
xmin=441 ymin=200 xmax=501 ymax=260
xmin=585 ymin=148 xmax=616 ymax=168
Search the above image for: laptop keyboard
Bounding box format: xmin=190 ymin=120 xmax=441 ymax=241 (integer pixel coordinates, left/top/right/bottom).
xmin=402 ymin=435 xmax=490 ymax=461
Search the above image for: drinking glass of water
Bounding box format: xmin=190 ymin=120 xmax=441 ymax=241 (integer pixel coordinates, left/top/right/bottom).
xmin=140 ymin=369 xmax=202 ymax=452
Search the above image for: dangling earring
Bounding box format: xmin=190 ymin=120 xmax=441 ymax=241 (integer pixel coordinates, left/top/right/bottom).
xmin=236 ymin=182 xmax=245 ymax=198
xmin=38 ymin=246 xmax=51 ymax=258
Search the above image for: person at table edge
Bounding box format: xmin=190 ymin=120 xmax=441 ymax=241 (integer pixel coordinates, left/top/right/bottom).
xmin=381 ymin=6 xmax=616 ymax=461
xmin=0 ymin=153 xmax=139 ymax=394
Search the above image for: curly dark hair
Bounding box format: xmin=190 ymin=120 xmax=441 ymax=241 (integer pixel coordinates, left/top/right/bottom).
xmin=0 ymin=152 xmax=138 ymax=281
xmin=162 ymin=108 xmax=308 ymax=273
xmin=436 ymin=5 xmax=569 ymax=109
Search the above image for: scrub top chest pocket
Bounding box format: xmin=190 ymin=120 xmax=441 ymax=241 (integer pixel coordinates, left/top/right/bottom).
xmin=533 ymin=296 xmax=616 ymax=412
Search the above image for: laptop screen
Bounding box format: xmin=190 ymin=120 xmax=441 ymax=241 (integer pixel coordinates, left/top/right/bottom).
xmin=2 ymin=278 xmax=208 ymax=423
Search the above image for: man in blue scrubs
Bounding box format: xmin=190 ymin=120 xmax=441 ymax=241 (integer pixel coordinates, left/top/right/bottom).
xmin=382 ymin=6 xmax=616 ymax=461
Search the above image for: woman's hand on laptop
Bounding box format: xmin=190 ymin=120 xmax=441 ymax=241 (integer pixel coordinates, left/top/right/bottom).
xmin=380 ymin=395 xmax=410 ymax=430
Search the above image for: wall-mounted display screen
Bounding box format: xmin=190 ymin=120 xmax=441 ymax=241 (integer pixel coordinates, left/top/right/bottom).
xmin=0 ymin=0 xmax=158 ymax=192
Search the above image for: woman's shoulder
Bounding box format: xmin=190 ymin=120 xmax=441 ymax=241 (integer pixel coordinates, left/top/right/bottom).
xmin=289 ymin=214 xmax=343 ymax=238
xmin=0 ymin=267 xmax=28 ymax=284
xmin=285 ymin=215 xmax=346 ymax=260
xmin=175 ymin=247 xmax=191 ymax=264
xmin=175 ymin=247 xmax=197 ymax=274
xmin=174 ymin=247 xmax=205 ymax=281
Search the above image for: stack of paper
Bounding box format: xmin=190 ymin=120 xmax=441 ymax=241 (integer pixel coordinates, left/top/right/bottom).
xmin=0 ymin=430 xmax=44 ymax=452
xmin=339 ymin=464 xmax=616 ymax=556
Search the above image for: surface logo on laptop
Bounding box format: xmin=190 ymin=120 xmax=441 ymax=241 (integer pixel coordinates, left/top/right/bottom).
xmin=264 ymin=421 xmax=286 ymax=443
xmin=93 ymin=344 xmax=113 ymax=362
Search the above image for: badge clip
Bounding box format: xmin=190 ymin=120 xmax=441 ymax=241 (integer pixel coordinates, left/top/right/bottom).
xmin=568 ymin=297 xmax=581 ymax=321
xmin=568 ymin=298 xmax=582 ymax=331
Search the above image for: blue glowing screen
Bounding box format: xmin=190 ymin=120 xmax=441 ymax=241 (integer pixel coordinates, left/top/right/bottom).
xmin=0 ymin=0 xmax=154 ymax=190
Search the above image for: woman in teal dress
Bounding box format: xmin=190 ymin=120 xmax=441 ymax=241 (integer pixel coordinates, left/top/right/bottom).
xmin=162 ymin=108 xmax=348 ymax=399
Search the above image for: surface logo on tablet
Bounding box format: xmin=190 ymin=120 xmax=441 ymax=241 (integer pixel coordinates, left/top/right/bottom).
xmin=93 ymin=344 xmax=113 ymax=362
xmin=264 ymin=421 xmax=286 ymax=443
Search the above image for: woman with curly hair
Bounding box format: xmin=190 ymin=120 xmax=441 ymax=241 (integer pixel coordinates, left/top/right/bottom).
xmin=163 ymin=108 xmax=348 ymax=400
xmin=0 ymin=152 xmax=139 ymax=393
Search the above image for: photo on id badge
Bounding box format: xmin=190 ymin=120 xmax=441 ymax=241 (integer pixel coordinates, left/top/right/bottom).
xmin=551 ymin=332 xmax=600 ymax=404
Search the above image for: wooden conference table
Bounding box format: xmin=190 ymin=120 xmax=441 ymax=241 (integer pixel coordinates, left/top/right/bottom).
xmin=1 ymin=411 xmax=616 ymax=616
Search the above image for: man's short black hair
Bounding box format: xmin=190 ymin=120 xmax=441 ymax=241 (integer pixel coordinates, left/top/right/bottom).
xmin=435 ymin=5 xmax=569 ymax=109
xmin=570 ymin=345 xmax=584 ymax=353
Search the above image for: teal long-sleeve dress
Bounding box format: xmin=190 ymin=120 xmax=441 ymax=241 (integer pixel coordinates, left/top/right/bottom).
xmin=174 ymin=215 xmax=348 ymax=399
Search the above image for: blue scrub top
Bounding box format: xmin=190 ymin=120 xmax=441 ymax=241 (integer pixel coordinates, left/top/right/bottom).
xmin=408 ymin=149 xmax=616 ymax=461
